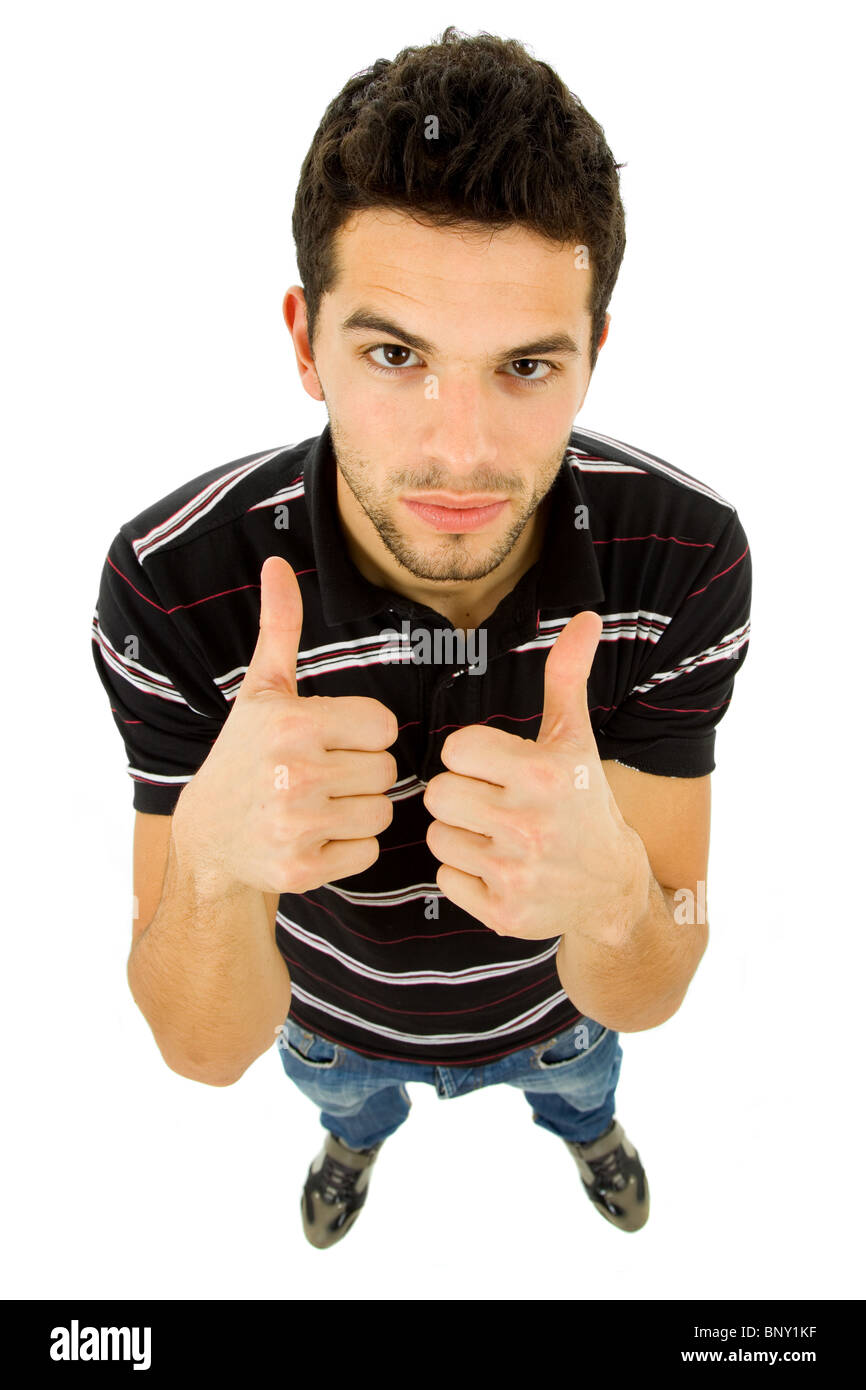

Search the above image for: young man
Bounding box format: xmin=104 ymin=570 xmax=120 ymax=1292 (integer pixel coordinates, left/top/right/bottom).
xmin=91 ymin=27 xmax=751 ymax=1249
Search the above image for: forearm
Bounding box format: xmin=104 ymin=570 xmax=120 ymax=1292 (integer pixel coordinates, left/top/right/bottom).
xmin=127 ymin=817 xmax=292 ymax=1085
xmin=555 ymin=838 xmax=707 ymax=1032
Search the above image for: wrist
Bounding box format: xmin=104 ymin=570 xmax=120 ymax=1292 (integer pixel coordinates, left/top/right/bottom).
xmin=169 ymin=789 xmax=246 ymax=903
xmin=573 ymin=826 xmax=652 ymax=949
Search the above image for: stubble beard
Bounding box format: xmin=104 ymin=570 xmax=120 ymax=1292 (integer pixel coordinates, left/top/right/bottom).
xmin=326 ymin=409 xmax=570 ymax=585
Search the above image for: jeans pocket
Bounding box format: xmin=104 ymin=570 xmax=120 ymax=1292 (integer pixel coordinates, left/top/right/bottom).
xmin=278 ymin=1019 xmax=341 ymax=1069
xmin=533 ymin=1017 xmax=609 ymax=1069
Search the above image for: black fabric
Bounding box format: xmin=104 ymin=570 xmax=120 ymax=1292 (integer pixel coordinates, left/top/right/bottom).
xmin=91 ymin=422 xmax=751 ymax=1064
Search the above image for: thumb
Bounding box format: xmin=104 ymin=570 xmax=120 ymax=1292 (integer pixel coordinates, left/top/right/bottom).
xmin=536 ymin=610 xmax=603 ymax=751
xmin=240 ymin=556 xmax=304 ymax=699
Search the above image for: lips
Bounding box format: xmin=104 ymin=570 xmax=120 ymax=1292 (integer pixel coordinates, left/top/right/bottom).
xmin=406 ymin=495 xmax=506 ymax=508
xmin=402 ymin=497 xmax=508 ymax=532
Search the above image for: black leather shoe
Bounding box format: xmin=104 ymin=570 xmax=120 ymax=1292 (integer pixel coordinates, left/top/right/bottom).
xmin=563 ymin=1117 xmax=649 ymax=1231
xmin=301 ymin=1131 xmax=384 ymax=1248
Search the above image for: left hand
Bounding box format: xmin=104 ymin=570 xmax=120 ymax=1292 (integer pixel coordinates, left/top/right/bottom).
xmin=423 ymin=610 xmax=650 ymax=944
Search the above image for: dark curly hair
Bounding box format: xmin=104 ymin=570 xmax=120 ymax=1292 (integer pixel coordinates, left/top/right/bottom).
xmin=292 ymin=25 xmax=627 ymax=373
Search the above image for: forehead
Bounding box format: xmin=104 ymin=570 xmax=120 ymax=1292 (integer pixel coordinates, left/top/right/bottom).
xmin=330 ymin=208 xmax=593 ymax=315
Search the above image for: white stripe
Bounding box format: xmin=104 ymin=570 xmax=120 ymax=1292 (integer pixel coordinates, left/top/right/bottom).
xmin=569 ymin=460 xmax=646 ymax=474
xmin=277 ymin=909 xmax=560 ymax=985
xmin=214 ymin=630 xmax=394 ymax=677
xmin=387 ymin=775 xmax=426 ymax=803
xmin=320 ymin=880 xmax=443 ymax=908
xmin=246 ymin=479 xmax=305 ymax=510
xmin=513 ymin=611 xmax=671 ymax=654
xmin=134 ymin=447 xmax=287 ymax=562
xmin=216 ymin=610 xmax=678 ymax=695
xmin=290 ymin=631 xmax=388 ymax=661
xmin=567 ymin=432 xmax=733 ymax=508
xmin=288 ymin=983 xmax=569 ymax=1048
xmin=92 ymin=620 xmax=212 ymax=716
xmin=128 ymin=767 xmax=193 ymax=785
xmin=592 ymin=610 xmax=672 ymax=626
xmin=214 ymin=635 xmax=417 ymax=696
xmin=629 ymin=622 xmax=751 ymax=694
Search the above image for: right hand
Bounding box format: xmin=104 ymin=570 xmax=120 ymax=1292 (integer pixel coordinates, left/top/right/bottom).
xmin=172 ymin=555 xmax=400 ymax=895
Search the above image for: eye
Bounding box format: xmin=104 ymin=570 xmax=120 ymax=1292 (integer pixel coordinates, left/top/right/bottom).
xmin=363 ymin=344 xmax=561 ymax=390
xmin=503 ymin=358 xmax=558 ymax=387
xmin=366 ymin=344 xmax=419 ymax=372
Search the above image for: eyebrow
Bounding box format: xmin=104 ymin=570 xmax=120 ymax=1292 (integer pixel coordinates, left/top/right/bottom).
xmin=340 ymin=308 xmax=581 ymax=361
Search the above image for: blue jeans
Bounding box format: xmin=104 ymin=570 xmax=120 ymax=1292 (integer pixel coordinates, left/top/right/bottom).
xmin=276 ymin=1014 xmax=623 ymax=1151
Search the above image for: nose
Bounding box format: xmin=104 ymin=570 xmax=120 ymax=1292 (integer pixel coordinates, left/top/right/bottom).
xmin=419 ymin=376 xmax=499 ymax=483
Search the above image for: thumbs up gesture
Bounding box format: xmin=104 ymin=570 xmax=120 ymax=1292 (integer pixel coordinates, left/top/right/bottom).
xmin=172 ymin=556 xmax=400 ymax=896
xmin=422 ymin=611 xmax=650 ymax=944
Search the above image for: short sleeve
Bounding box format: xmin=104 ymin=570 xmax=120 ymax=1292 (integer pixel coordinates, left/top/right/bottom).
xmin=594 ymin=507 xmax=752 ymax=777
xmin=90 ymin=528 xmax=226 ymax=813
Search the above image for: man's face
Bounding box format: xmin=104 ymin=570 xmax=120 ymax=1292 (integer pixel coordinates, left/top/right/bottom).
xmin=285 ymin=208 xmax=605 ymax=586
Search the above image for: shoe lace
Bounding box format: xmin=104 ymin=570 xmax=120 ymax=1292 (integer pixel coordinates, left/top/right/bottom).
xmin=588 ymin=1146 xmax=627 ymax=1193
xmin=319 ymin=1154 xmax=363 ymax=1205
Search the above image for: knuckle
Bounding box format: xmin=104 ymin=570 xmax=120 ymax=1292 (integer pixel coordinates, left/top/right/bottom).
xmin=374 ymin=796 xmax=393 ymax=833
xmin=271 ymin=813 xmax=302 ymax=850
xmin=510 ymin=812 xmax=545 ymax=855
xmin=375 ymin=704 xmax=399 ymax=744
xmin=284 ymin=696 xmax=324 ymax=740
xmin=351 ymin=839 xmax=379 ymax=876
xmin=280 ymin=759 xmax=319 ymax=797
xmin=487 ymin=901 xmax=509 ymax=935
xmin=503 ymin=859 xmax=530 ymax=897
xmin=528 ymin=757 xmax=564 ymax=793
xmin=278 ymin=850 xmax=316 ymax=893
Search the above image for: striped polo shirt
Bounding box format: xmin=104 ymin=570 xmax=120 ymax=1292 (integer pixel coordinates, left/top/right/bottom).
xmin=91 ymin=421 xmax=752 ymax=1065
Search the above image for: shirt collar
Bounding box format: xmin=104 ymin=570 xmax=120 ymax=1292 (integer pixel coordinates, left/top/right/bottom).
xmin=533 ymin=442 xmax=606 ymax=612
xmin=303 ymin=422 xmax=605 ymax=629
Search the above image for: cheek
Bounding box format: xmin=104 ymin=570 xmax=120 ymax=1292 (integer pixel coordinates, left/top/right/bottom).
xmin=352 ymin=383 xmax=410 ymax=437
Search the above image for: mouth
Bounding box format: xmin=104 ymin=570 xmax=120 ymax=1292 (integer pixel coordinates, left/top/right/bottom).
xmin=401 ymin=496 xmax=509 ymax=532
xmin=405 ymin=493 xmax=508 ymax=508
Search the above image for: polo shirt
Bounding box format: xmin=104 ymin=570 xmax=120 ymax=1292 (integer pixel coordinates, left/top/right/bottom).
xmin=91 ymin=421 xmax=752 ymax=1065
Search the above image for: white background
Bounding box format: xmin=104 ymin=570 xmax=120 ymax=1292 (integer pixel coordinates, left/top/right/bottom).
xmin=2 ymin=0 xmax=863 ymax=1303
